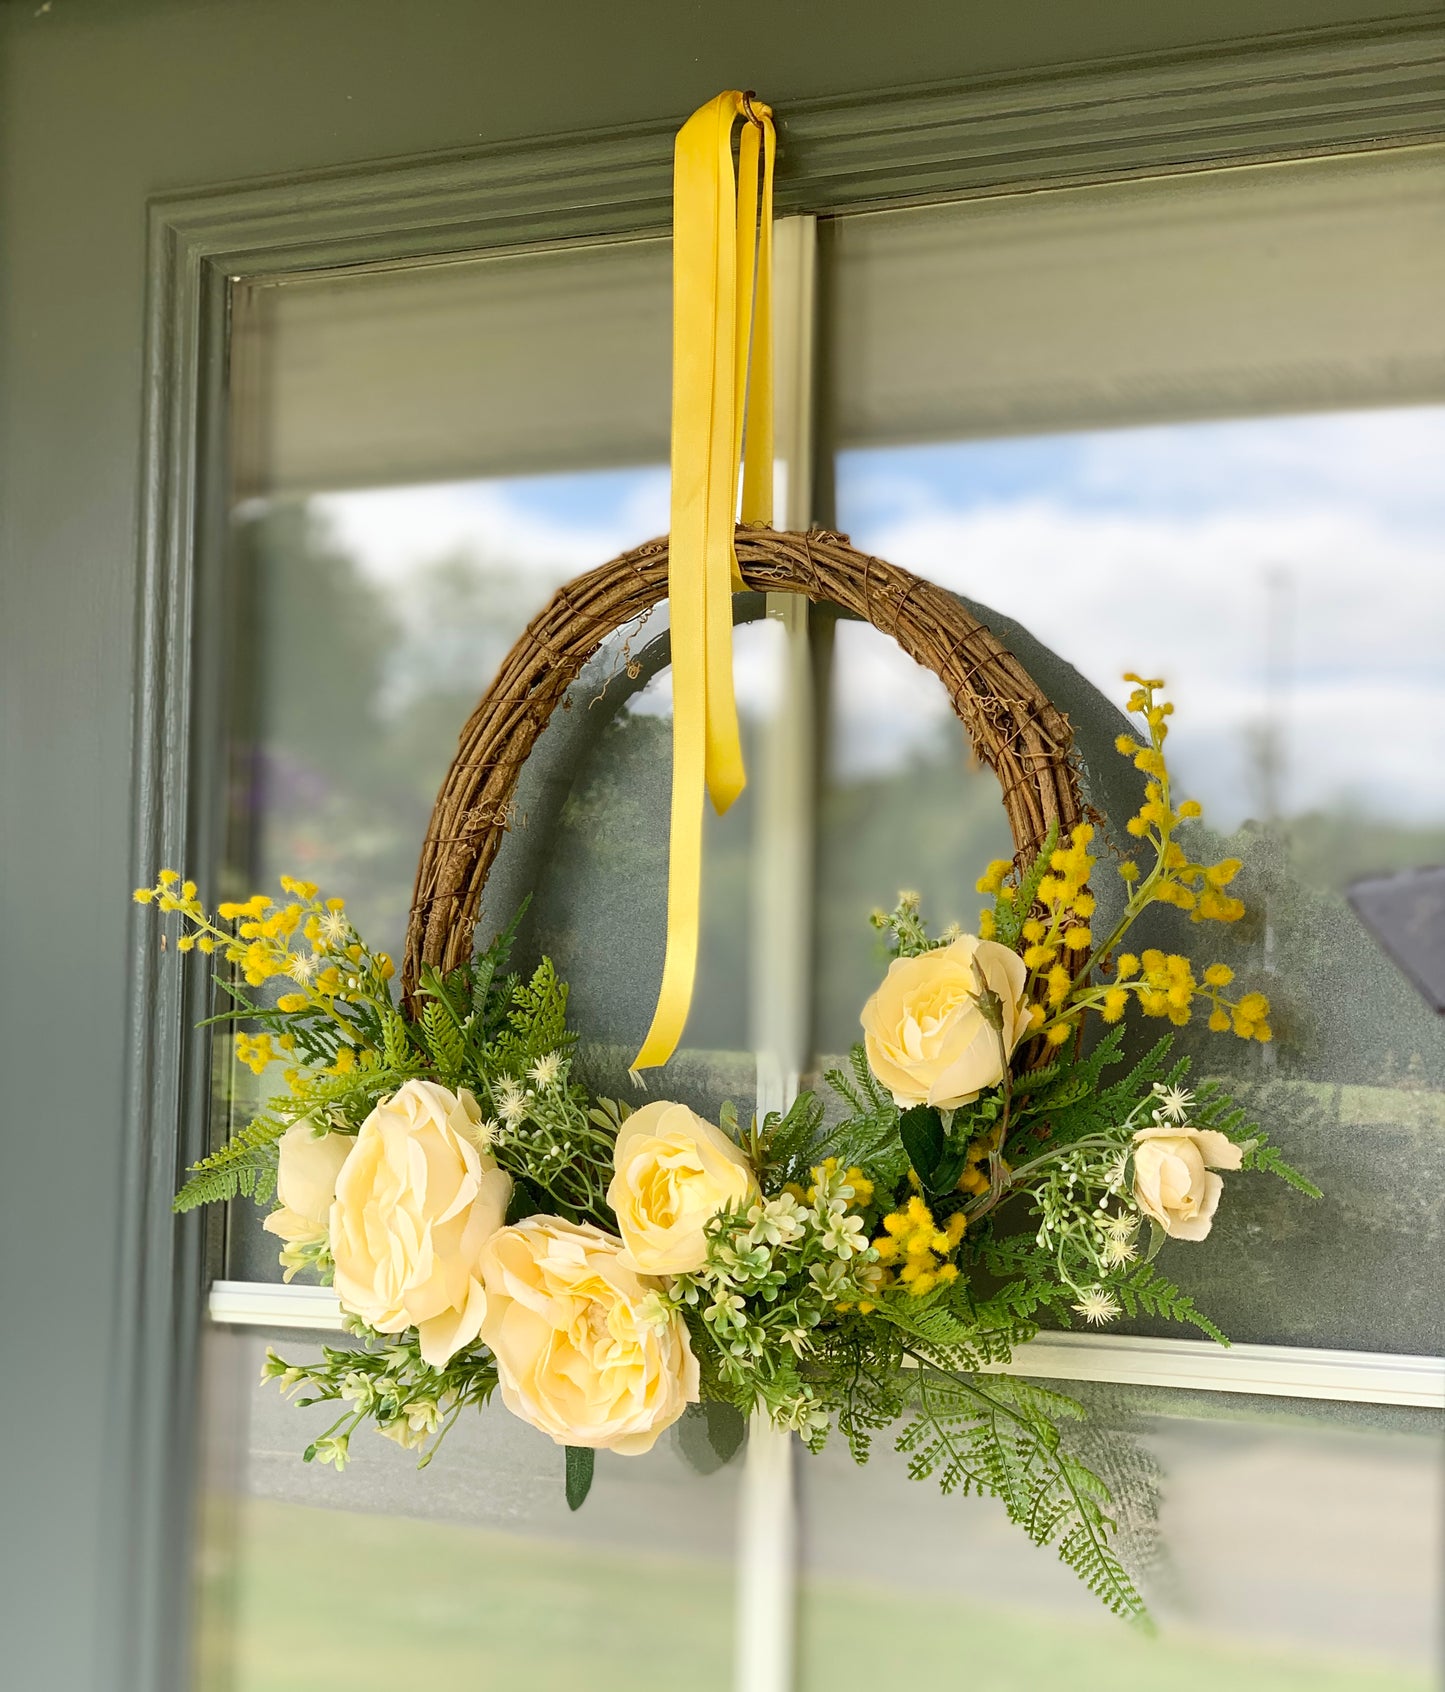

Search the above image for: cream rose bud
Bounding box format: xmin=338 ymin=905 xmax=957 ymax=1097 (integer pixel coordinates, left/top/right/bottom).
xmin=262 ymin=1123 xmax=355 ymax=1248
xmin=330 ymin=1079 xmax=512 ymax=1369
xmin=1131 ymin=1126 xmax=1244 ymax=1242
xmin=860 ymin=935 xmax=1030 ymax=1110
xmin=480 ymin=1217 xmax=699 ymax=1454
xmin=607 ymin=1100 xmax=759 ymax=1275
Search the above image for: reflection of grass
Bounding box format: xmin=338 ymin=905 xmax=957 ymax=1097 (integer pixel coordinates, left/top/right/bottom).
xmin=200 ymin=1499 xmax=1428 ymax=1692
xmin=200 ymin=1497 xmax=735 ymax=1692
xmin=800 ymin=1576 xmax=1431 ymax=1692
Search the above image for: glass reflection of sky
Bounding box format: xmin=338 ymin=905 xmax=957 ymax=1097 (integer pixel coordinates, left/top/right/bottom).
xmin=837 ymin=406 xmax=1445 ymax=829
xmin=305 ymin=403 xmax=1445 ymax=834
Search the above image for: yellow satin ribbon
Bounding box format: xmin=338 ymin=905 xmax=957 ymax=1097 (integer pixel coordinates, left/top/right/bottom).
xmin=632 ymin=90 xmax=776 ymax=1072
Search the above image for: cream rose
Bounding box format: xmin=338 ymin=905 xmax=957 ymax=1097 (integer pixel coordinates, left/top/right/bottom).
xmin=861 ymin=935 xmax=1030 ymax=1109
xmin=262 ymin=1123 xmax=355 ymax=1250
xmin=479 ymin=1217 xmax=699 ymax=1454
xmin=1131 ymin=1126 xmax=1243 ymax=1242
xmin=607 ymin=1100 xmax=758 ymax=1275
xmin=330 ymin=1079 xmax=512 ymax=1368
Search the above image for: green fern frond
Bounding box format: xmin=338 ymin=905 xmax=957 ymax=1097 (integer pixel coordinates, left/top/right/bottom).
xmin=897 ymin=1361 xmax=1149 ymax=1624
xmin=869 ymin=1291 xmax=1033 ymax=1369
xmin=494 ymin=959 xmax=573 ymax=1072
xmin=380 ymin=1004 xmax=414 ymax=1070
xmin=420 ymin=1000 xmax=468 ymax=1085
xmin=1187 ymin=1080 xmax=1321 ymax=1197
xmin=1241 ymin=1141 xmax=1321 ymax=1197
xmin=1109 ymin=1262 xmax=1228 ymax=1345
xmin=993 ymin=823 xmax=1060 ymax=949
xmin=817 ymin=1045 xmax=908 ymax=1183
xmin=760 ymin=1092 xmax=826 ymax=1182
xmin=173 ymin=1114 xmax=290 ymax=1212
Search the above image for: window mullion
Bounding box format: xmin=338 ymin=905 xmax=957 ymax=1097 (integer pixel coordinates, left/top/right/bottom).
xmin=738 ymin=213 xmax=820 ymax=1692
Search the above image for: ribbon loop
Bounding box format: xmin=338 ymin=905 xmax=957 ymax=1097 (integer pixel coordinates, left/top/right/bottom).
xmin=632 ymin=91 xmax=776 ymax=1073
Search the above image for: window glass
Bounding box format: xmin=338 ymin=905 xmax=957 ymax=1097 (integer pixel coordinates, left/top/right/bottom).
xmin=208 ymin=239 xmax=748 ymax=1690
xmin=825 ymin=159 xmax=1445 ymax=1354
xmin=815 ymin=156 xmax=1444 ymax=1685
xmin=830 ymin=409 xmax=1445 ymax=1352
xmin=797 ymin=1386 xmax=1441 ymax=1692
xmin=197 ymin=1332 xmax=740 ymax=1692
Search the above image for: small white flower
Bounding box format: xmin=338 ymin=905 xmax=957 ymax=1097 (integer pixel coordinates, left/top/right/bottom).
xmin=821 ymin=1211 xmax=867 ymax=1257
xmin=318 ymin=909 xmax=350 ymax=946
xmin=286 ymin=951 xmax=315 ymax=983
xmin=341 ymin=1370 xmax=373 ymax=1404
xmin=471 ymin=1116 xmax=499 ymax=1151
xmin=1072 ymin=1287 xmax=1121 ymax=1326
xmin=707 ymin=1291 xmax=746 ymax=1328
xmin=1101 ymin=1234 xmax=1138 ymax=1268
xmin=527 ymin=1052 xmax=562 ymax=1090
xmin=494 ymin=1077 xmax=529 ymax=1125
xmin=1152 ymin=1082 xmax=1194 ymax=1125
xmin=402 ymin=1396 xmax=441 ymax=1435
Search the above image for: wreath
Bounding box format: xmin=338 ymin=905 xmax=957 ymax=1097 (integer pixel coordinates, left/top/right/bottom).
xmin=139 ymin=529 xmax=1316 ymax=1623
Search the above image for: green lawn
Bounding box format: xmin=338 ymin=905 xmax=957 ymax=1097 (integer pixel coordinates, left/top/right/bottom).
xmin=198 ymin=1497 xmax=1431 ymax=1692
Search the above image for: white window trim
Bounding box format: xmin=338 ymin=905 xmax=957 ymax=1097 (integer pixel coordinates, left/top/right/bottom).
xmin=205 ymin=1280 xmax=1445 ymax=1411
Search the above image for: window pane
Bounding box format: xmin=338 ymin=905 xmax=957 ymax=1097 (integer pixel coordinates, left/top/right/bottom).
xmin=831 ymin=410 xmax=1445 ymax=1352
xmin=818 ymin=152 xmax=1443 ymax=1689
xmin=197 ymin=1331 xmax=740 ymax=1692
xmin=209 ymin=239 xmax=747 ymax=1690
xmin=826 ymin=156 xmax=1445 ymax=1355
xmin=796 ymin=1386 xmax=1440 ymax=1690
xmin=813 ymin=617 xmax=1014 ymax=1057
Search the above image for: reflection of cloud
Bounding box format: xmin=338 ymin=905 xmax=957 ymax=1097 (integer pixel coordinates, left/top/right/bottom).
xmin=1067 ymin=408 xmax=1445 ymax=522
xmin=313 ymin=472 xmax=668 ymax=589
xmin=311 ymin=471 xmax=672 ymax=719
xmin=302 ymin=419 xmax=1445 ymax=829
xmin=308 ymin=471 xmax=792 ymax=729
xmin=839 ymin=415 xmax=1445 ymax=827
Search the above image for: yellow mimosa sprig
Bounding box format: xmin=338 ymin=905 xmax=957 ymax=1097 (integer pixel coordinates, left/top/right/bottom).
xmin=976 ymin=675 xmax=1273 ymax=1050
xmin=133 ymin=871 xmax=398 ymax=1078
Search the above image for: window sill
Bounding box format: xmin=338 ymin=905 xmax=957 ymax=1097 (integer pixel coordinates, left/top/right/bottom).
xmin=206 ymin=1280 xmax=1445 ymax=1409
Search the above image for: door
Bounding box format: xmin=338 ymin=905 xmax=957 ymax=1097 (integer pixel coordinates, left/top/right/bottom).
xmin=3 ymin=7 xmax=1443 ymax=1692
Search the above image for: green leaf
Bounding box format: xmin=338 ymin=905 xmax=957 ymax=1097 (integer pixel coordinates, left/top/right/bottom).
xmin=505 ymin=1178 xmax=546 ymax=1225
xmin=675 ymin=1400 xmax=747 ymax=1473
xmin=565 ymin=1445 xmax=595 ymax=1511
xmin=899 ymin=1104 xmax=945 ymax=1189
xmin=1144 ymin=1220 xmax=1166 ymax=1263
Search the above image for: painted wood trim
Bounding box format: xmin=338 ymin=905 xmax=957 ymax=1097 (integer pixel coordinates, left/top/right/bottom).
xmin=206 ymin=1282 xmax=1445 ymax=1409
xmin=148 ymin=21 xmax=1445 ymax=284
xmin=116 ymin=213 xmax=232 ymax=1692
xmin=984 ymin=1332 xmax=1445 ymax=1410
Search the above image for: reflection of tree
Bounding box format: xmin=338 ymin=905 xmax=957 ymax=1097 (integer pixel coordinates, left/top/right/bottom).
xmin=235 ymin=500 xmax=568 ymax=963
xmin=235 ymin=498 xmax=751 ymax=1052
xmin=814 ymin=727 xmax=1015 ymax=1055
xmin=1285 ymin=805 xmax=1445 ymax=891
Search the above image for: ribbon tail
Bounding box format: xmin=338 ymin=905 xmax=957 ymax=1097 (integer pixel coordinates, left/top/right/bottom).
xmin=633 ymin=91 xmax=773 ymax=1071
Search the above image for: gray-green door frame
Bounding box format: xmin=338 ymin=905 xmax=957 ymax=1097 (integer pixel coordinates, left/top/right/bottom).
xmin=1 ymin=6 xmax=1440 ymax=1690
